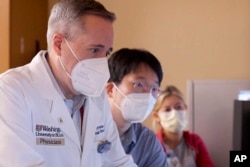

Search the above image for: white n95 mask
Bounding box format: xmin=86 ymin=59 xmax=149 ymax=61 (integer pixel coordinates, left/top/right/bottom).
xmin=158 ymin=109 xmax=187 ymax=133
xmin=113 ymin=83 xmax=156 ymax=123
xmin=71 ymin=57 xmax=110 ymax=97
xmin=59 ymin=39 xmax=110 ymax=97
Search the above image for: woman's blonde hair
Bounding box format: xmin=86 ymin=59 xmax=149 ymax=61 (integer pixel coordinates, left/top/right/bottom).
xmin=152 ymin=85 xmax=186 ymax=130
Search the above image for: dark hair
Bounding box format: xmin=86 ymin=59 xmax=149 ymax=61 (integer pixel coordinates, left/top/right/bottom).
xmin=108 ymin=48 xmax=163 ymax=85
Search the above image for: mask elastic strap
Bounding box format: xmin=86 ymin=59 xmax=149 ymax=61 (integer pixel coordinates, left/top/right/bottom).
xmin=111 ymin=83 xmax=124 ymax=111
xmin=113 ymin=100 xmax=122 ymax=111
xmin=64 ymin=39 xmax=80 ymax=62
xmin=112 ymin=83 xmax=126 ymax=98
xmin=59 ymin=56 xmax=72 ymax=79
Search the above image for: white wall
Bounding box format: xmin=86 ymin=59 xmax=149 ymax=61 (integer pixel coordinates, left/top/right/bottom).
xmin=187 ymin=80 xmax=250 ymax=167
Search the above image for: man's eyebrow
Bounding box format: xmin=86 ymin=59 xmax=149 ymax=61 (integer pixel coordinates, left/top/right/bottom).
xmin=90 ymin=44 xmax=105 ymax=48
xmin=89 ymin=44 xmax=113 ymax=51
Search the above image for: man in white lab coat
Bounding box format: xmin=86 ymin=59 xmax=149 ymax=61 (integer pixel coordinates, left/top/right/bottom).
xmin=0 ymin=0 xmax=137 ymax=166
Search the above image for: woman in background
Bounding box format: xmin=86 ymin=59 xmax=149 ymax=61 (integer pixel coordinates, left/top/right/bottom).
xmin=152 ymin=85 xmax=215 ymax=167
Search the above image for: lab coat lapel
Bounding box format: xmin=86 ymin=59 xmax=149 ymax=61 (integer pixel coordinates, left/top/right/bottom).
xmin=82 ymin=97 xmax=103 ymax=152
xmin=29 ymin=52 xmax=81 ymax=150
xmin=50 ymin=100 xmax=81 ymax=150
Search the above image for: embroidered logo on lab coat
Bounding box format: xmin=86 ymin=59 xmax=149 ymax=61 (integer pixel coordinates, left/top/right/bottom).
xmin=95 ymin=125 xmax=105 ymax=135
xmin=35 ymin=124 xmax=65 ymax=146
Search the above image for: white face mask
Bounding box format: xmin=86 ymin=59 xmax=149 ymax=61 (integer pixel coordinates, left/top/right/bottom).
xmin=59 ymin=39 xmax=110 ymax=97
xmin=113 ymin=83 xmax=156 ymax=123
xmin=158 ymin=109 xmax=187 ymax=133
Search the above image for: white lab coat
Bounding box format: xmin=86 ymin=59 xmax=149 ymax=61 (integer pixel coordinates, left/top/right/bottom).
xmin=0 ymin=51 xmax=136 ymax=167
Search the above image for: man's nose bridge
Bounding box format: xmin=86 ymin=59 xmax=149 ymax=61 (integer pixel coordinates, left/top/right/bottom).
xmin=143 ymin=85 xmax=152 ymax=93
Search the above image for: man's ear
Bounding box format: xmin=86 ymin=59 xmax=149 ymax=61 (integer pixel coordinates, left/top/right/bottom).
xmin=52 ymin=33 xmax=64 ymax=55
xmin=105 ymin=82 xmax=114 ymax=98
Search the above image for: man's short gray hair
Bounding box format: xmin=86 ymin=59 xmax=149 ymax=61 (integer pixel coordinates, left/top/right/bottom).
xmin=46 ymin=0 xmax=116 ymax=52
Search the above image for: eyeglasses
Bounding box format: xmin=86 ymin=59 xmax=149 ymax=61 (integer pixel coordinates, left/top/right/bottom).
xmin=126 ymin=80 xmax=161 ymax=98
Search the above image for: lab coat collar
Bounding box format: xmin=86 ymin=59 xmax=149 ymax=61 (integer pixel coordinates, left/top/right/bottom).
xmin=28 ymin=51 xmax=109 ymax=154
xmin=81 ymin=93 xmax=105 ymax=152
xmin=28 ymin=51 xmax=81 ymax=150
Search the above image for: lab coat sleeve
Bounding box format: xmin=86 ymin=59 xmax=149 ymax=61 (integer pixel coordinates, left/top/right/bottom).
xmin=101 ymin=95 xmax=137 ymax=167
xmin=102 ymin=120 xmax=137 ymax=167
xmin=0 ymin=76 xmax=45 ymax=167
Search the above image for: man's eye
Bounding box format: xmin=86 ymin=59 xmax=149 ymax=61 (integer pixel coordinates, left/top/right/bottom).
xmin=90 ymin=48 xmax=100 ymax=54
xmin=152 ymin=87 xmax=160 ymax=93
xmin=133 ymin=82 xmax=144 ymax=88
